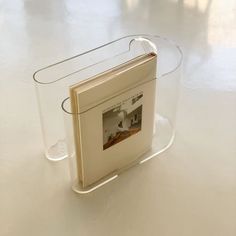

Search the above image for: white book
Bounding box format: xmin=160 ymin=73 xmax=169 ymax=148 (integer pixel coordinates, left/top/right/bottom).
xmin=70 ymin=53 xmax=157 ymax=187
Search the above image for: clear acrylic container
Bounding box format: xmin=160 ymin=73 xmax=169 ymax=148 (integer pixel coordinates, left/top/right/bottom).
xmin=33 ymin=35 xmax=182 ymax=193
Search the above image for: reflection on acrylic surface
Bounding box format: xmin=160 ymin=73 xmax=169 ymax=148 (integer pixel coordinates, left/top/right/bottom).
xmin=103 ymin=93 xmax=143 ymax=150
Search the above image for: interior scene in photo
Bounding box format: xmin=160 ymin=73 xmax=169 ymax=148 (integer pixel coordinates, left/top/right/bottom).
xmin=103 ymin=93 xmax=143 ymax=150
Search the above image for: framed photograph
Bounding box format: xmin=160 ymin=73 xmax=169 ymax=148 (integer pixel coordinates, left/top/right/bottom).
xmin=103 ymin=93 xmax=143 ymax=150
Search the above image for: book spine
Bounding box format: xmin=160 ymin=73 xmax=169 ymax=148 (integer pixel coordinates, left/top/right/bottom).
xmin=70 ymin=90 xmax=84 ymax=185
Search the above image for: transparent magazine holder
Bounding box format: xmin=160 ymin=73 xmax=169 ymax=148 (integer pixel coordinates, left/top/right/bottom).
xmin=33 ymin=35 xmax=182 ymax=193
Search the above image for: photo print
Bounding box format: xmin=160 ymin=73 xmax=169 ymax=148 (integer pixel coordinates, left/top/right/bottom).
xmin=103 ymin=93 xmax=143 ymax=150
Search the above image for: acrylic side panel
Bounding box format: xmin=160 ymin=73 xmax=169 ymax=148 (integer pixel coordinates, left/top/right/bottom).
xmin=34 ymin=36 xmax=157 ymax=161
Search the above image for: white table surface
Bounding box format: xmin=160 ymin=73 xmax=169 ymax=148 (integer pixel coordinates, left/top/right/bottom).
xmin=1 ymin=0 xmax=236 ymax=235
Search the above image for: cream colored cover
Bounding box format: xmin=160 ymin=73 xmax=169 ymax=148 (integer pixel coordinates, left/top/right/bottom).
xmin=71 ymin=54 xmax=157 ymax=187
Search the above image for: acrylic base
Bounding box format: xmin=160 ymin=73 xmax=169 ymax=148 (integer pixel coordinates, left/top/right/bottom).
xmin=71 ymin=114 xmax=175 ymax=194
xmin=45 ymin=139 xmax=68 ymax=161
